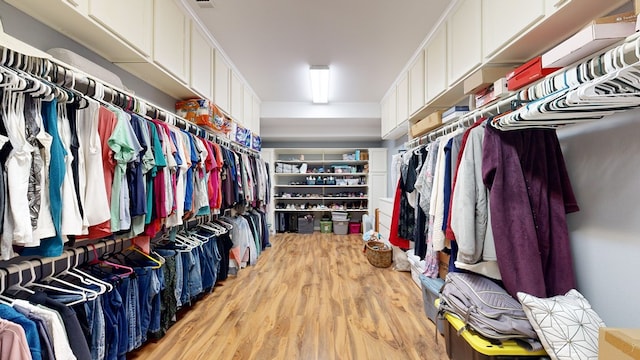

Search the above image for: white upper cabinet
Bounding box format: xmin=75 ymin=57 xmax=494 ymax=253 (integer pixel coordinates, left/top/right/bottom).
xmin=214 ymin=50 xmax=230 ymax=113
xmin=252 ymin=95 xmax=261 ymax=135
xmin=243 ymin=87 xmax=253 ymax=130
xmin=153 ymin=0 xmax=189 ymax=82
xmin=190 ymin=23 xmax=213 ymax=100
xmin=230 ymin=71 xmax=244 ymax=123
xmin=447 ymin=0 xmax=482 ymax=85
xmin=409 ymin=50 xmax=426 ymax=116
xmin=482 ymin=0 xmax=545 ymax=58
xmin=426 ymin=23 xmax=447 ymax=102
xmin=396 ymin=73 xmax=409 ymax=124
xmin=89 ymin=0 xmax=152 ymax=57
xmin=381 ymin=89 xmax=397 ymax=137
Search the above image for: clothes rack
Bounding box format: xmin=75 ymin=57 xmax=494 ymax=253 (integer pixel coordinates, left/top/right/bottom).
xmin=405 ymin=31 xmax=640 ymax=149
xmin=0 ymin=43 xmax=259 ymax=156
xmin=0 ymin=238 xmax=132 ymax=292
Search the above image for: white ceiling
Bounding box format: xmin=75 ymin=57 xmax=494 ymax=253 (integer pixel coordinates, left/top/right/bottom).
xmin=183 ymin=0 xmax=453 ymax=141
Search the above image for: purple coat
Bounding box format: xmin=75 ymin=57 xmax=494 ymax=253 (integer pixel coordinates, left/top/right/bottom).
xmin=482 ymin=124 xmax=579 ymax=298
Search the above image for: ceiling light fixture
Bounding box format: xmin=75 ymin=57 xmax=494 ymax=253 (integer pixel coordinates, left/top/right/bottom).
xmin=310 ymin=65 xmax=329 ymax=104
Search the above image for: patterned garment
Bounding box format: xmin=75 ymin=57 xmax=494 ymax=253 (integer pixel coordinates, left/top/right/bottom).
xmin=23 ymin=96 xmax=43 ymax=228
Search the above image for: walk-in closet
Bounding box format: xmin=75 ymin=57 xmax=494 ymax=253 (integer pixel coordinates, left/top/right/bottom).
xmin=0 ymin=0 xmax=637 ymax=359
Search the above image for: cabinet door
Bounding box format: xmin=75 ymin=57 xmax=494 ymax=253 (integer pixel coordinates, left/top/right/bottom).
xmin=368 ymin=172 xmax=388 ymax=215
xmin=396 ymin=73 xmax=409 ymax=124
xmin=409 ymin=50 xmax=426 ymax=116
xmin=190 ymin=23 xmax=213 ymax=100
xmin=483 ymin=0 xmax=545 ymax=58
xmin=381 ymin=89 xmax=397 ymax=137
xmin=252 ymin=96 xmax=261 ymax=135
xmin=214 ymin=50 xmax=230 ymax=113
xmin=368 ymin=148 xmax=388 ymax=173
xmin=244 ymin=87 xmax=253 ymax=131
xmin=448 ymin=0 xmax=482 ymax=85
xmin=426 ymin=23 xmax=447 ymax=102
xmin=89 ymin=0 xmax=152 ymax=56
xmin=231 ymin=71 xmax=244 ymax=123
xmin=153 ymin=0 xmax=189 ymax=82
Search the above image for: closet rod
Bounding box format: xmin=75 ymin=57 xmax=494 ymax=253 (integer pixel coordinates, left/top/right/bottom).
xmin=0 ymin=238 xmax=131 ymax=290
xmin=405 ymin=31 xmax=640 ymax=150
xmin=0 ymin=43 xmax=258 ymax=155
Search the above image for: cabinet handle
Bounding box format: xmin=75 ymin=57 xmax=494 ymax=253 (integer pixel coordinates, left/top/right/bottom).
xmin=554 ymin=0 xmax=569 ymax=8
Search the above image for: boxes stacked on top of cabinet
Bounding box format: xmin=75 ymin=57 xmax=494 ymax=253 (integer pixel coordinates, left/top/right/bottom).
xmin=332 ymin=212 xmax=349 ymax=235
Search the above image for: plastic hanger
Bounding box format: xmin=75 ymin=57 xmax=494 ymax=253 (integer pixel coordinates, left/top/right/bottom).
xmin=123 ymin=244 xmax=165 ymax=269
xmin=27 ymin=260 xmax=97 ymax=305
xmin=88 ymin=243 xmax=134 ymax=279
xmin=60 ymin=249 xmax=108 ymax=295
xmin=5 ymin=264 xmax=35 ymax=295
xmin=0 ymin=268 xmax=16 ymax=305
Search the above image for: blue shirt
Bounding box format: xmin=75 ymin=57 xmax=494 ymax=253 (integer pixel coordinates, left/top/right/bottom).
xmin=0 ymin=304 xmax=42 ymax=360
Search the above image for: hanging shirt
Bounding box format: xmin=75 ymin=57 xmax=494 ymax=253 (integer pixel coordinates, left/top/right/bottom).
xmin=12 ymin=299 xmax=77 ymax=360
xmin=0 ymin=319 xmax=32 ymax=360
xmin=76 ymin=99 xmax=111 ymax=230
xmin=107 ymin=106 xmax=138 ymax=232
xmin=22 ymin=99 xmax=66 ymax=258
xmin=83 ymin=106 xmax=118 ymax=240
xmin=27 ymin=97 xmax=56 ymax=243
xmin=56 ymin=102 xmax=84 ymax=236
xmin=450 ymin=124 xmax=500 ymax=280
xmin=2 ymin=90 xmax=35 ymax=251
xmin=145 ymin=122 xmax=166 ymax=226
xmin=0 ymin=304 xmax=42 ymax=360
xmin=482 ymin=125 xmax=579 ymax=298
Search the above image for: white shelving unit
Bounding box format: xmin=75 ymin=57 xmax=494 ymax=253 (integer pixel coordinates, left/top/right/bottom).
xmin=265 ymin=148 xmax=387 ymax=233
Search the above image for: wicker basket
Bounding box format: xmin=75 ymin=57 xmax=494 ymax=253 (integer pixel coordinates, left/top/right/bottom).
xmin=365 ymin=241 xmax=392 ymax=268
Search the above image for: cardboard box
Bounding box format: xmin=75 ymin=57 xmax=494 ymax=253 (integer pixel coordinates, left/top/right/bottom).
xmin=410 ymin=110 xmax=442 ymax=138
xmin=542 ymin=21 xmax=636 ymax=68
xmin=593 ymin=11 xmax=637 ymax=25
xmin=438 ymin=251 xmax=450 ymax=280
xmin=506 ymin=57 xmax=561 ymax=91
xmin=463 ymin=66 xmax=516 ymax=95
xmin=599 ymin=328 xmax=640 ymax=360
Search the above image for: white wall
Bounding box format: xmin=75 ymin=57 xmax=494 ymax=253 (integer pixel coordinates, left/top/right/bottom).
xmin=557 ymin=109 xmax=640 ymax=327
xmin=0 ymin=2 xmax=176 ymax=110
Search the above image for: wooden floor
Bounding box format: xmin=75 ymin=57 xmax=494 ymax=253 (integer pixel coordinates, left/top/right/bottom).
xmin=128 ymin=233 xmax=448 ymax=360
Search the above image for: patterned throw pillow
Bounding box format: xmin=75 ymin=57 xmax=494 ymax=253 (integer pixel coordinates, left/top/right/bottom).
xmin=517 ymin=289 xmax=605 ymax=360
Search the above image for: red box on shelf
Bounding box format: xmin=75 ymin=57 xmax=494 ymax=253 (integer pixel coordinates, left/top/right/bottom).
xmin=506 ymin=56 xmax=560 ymax=91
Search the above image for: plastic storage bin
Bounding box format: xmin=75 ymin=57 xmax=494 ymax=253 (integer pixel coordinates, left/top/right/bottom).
xmin=442 ymin=309 xmax=547 ymax=359
xmin=419 ymin=274 xmax=445 ymax=334
xmin=298 ymin=217 xmax=314 ymax=234
xmin=320 ymin=221 xmax=333 ymax=233
xmin=333 ymin=220 xmax=349 ymax=235
xmin=348 ymin=222 xmax=361 ymax=234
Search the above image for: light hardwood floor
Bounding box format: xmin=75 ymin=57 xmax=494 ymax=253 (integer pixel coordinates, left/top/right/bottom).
xmin=128 ymin=233 xmax=448 ymax=360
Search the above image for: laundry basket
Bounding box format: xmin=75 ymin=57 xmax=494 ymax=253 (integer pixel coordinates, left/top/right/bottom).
xmin=365 ymin=241 xmax=392 ymax=268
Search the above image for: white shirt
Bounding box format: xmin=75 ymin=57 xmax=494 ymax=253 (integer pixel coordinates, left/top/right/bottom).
xmin=76 ymin=99 xmax=110 ymax=231
xmin=13 ymin=299 xmax=77 ymax=360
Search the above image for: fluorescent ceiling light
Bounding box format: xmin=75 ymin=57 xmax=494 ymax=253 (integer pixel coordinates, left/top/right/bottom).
xmin=310 ymin=65 xmax=329 ymax=104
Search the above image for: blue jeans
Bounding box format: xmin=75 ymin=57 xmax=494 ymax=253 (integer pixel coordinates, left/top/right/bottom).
xmin=103 ymin=286 xmax=123 ymax=360
xmin=148 ymin=267 xmax=163 ymax=335
xmin=135 ymin=267 xmax=156 ymax=344
xmin=118 ymin=276 xmax=141 ymax=352
xmin=85 ymin=296 xmax=106 ymax=360
xmin=174 ymin=252 xmax=184 ymax=308
xmin=190 ymin=248 xmax=203 ymax=300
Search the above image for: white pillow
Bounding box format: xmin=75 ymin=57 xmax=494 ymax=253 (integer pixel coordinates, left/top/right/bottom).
xmin=517 ymin=289 xmax=605 ymax=360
